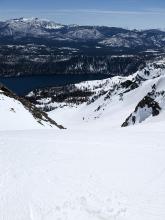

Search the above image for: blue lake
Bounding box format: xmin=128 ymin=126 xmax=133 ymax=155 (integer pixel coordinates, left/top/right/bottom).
xmin=0 ymin=74 xmax=110 ymax=96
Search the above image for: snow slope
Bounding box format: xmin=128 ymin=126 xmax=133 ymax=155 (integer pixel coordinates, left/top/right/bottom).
xmin=1 ymin=59 xmax=165 ymax=219
xmin=0 ymin=120 xmax=165 ymax=220
xmin=0 ymin=85 xmax=63 ymax=130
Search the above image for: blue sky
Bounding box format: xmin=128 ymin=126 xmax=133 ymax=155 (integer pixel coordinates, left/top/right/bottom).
xmin=0 ymin=0 xmax=165 ymax=29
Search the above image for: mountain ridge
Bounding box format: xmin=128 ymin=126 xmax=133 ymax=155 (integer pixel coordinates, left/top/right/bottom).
xmin=26 ymin=58 xmax=165 ymax=128
xmin=1 ymin=17 xmax=165 ymax=47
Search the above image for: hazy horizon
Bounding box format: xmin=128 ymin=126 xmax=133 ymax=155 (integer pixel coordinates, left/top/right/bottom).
xmin=0 ymin=0 xmax=165 ymax=29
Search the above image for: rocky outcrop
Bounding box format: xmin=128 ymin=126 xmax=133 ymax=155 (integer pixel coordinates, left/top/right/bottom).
xmin=121 ymin=95 xmax=161 ymax=127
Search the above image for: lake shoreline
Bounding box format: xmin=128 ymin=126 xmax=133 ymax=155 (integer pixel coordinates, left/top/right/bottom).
xmin=0 ymin=74 xmax=110 ymax=96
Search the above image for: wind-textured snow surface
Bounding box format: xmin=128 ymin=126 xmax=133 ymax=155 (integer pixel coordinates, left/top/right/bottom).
xmin=1 ymin=59 xmax=165 ymax=219
xmin=0 ymin=122 xmax=165 ymax=220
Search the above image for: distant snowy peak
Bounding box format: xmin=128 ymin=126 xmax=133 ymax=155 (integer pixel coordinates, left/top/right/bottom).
xmin=7 ymin=17 xmax=65 ymax=30
xmin=0 ymin=17 xmax=65 ymax=37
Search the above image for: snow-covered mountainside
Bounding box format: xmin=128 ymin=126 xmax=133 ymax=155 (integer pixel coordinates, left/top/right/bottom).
xmin=0 ymin=17 xmax=102 ymax=40
xmin=1 ymin=62 xmax=165 ymax=219
xmin=27 ymin=58 xmax=165 ymax=128
xmin=1 ymin=58 xmax=165 ymax=219
xmin=0 ymin=17 xmax=64 ymax=37
xmin=0 ymin=84 xmax=64 ymax=130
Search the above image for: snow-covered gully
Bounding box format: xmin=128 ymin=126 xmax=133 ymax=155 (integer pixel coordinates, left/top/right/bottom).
xmin=1 ymin=59 xmax=165 ymax=220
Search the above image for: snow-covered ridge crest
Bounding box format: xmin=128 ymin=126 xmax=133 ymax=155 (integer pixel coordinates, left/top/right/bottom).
xmin=7 ymin=17 xmax=65 ymax=30
xmin=1 ymin=17 xmax=104 ymax=40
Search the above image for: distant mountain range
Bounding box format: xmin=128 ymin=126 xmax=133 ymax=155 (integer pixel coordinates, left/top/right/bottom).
xmin=0 ymin=17 xmax=165 ymax=48
xmin=0 ymin=18 xmax=165 ymax=77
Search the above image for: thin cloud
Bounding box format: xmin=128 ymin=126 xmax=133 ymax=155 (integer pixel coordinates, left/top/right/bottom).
xmin=0 ymin=8 xmax=165 ymax=16
xmin=74 ymin=9 xmax=164 ymax=15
